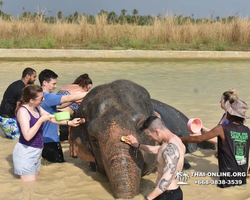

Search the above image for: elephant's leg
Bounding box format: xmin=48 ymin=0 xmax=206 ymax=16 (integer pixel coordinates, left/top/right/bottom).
xmin=69 ymin=126 xmax=95 ymax=162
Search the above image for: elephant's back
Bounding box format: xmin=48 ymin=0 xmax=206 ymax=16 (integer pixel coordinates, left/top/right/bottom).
xmin=151 ymin=99 xmax=198 ymax=153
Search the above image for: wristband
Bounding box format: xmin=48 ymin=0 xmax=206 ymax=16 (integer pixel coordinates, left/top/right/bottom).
xmin=144 ymin=196 xmax=149 ymax=200
xmin=138 ymin=143 xmax=140 ymax=148
xmin=66 ymin=120 xmax=69 ymax=126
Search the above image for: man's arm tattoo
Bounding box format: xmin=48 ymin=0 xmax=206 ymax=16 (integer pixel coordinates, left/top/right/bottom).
xmin=162 ymin=143 xmax=180 ymax=174
xmin=158 ymin=143 xmax=180 ymax=192
xmin=159 ymin=178 xmax=171 ymax=191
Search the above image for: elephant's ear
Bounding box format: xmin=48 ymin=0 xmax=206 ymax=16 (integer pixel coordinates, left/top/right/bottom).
xmin=69 ymin=124 xmax=95 ymax=162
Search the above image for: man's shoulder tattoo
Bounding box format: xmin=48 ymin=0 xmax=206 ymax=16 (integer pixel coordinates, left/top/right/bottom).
xmin=162 ymin=142 xmax=180 ymax=174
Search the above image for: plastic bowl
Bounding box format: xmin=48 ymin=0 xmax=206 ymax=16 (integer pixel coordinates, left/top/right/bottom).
xmin=187 ymin=118 xmax=202 ymax=133
xmin=51 ymin=111 xmax=70 ymax=121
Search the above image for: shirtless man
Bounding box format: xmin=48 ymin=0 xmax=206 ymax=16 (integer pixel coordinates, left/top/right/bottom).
xmin=124 ymin=116 xmax=185 ymax=200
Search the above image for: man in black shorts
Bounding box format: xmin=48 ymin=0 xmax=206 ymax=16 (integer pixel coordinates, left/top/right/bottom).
xmin=124 ymin=116 xmax=185 ymax=200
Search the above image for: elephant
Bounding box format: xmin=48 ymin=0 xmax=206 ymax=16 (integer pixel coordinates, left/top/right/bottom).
xmin=69 ymin=79 xmax=215 ymax=199
xmin=151 ymin=99 xmax=215 ymax=152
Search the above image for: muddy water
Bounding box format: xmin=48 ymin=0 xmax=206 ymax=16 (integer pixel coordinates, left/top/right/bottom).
xmin=0 ymin=60 xmax=250 ymax=200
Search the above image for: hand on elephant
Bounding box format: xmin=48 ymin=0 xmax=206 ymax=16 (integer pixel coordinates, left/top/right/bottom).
xmin=69 ymin=118 xmax=85 ymax=127
xmin=122 ymin=135 xmax=140 ymax=148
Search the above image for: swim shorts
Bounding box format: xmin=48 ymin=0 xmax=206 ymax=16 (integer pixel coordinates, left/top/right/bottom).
xmin=13 ymin=142 xmax=42 ymax=175
xmin=153 ymin=187 xmax=183 ymax=200
xmin=42 ymin=142 xmax=66 ymax=163
xmin=0 ymin=116 xmax=20 ymax=139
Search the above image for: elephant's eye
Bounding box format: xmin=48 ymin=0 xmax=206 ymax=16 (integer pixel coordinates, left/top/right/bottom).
xmin=90 ymin=136 xmax=99 ymax=147
xmin=136 ymin=119 xmax=145 ymax=133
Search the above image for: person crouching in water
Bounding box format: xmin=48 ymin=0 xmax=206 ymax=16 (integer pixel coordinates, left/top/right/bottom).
xmin=12 ymin=85 xmax=84 ymax=181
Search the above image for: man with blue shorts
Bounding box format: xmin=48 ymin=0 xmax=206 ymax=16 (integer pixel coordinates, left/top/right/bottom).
xmin=39 ymin=69 xmax=88 ymax=163
xmin=0 ymin=68 xmax=36 ymax=139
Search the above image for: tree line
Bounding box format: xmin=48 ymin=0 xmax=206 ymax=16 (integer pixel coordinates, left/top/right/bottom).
xmin=0 ymin=1 xmax=243 ymax=25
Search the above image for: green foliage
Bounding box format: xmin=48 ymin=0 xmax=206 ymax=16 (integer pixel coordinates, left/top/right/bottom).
xmin=88 ymin=44 xmax=100 ymax=50
xmin=215 ymin=43 xmax=227 ymax=51
xmin=0 ymin=38 xmax=14 ymax=48
xmin=0 ymin=38 xmax=55 ymax=49
xmin=0 ymin=6 xmax=249 ymax=51
xmin=129 ymin=40 xmax=151 ymax=49
xmin=0 ymin=6 xmax=242 ymax=27
xmin=42 ymin=37 xmax=55 ymax=49
xmin=57 ymin=11 xmax=63 ymax=19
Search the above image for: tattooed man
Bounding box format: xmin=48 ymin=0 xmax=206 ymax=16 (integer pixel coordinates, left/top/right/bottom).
xmin=125 ymin=116 xmax=185 ymax=200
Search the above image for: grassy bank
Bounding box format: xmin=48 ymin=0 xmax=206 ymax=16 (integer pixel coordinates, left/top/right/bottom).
xmin=0 ymin=15 xmax=250 ymax=51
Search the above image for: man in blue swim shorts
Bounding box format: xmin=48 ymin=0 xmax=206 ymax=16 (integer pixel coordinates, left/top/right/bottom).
xmin=0 ymin=68 xmax=36 ymax=139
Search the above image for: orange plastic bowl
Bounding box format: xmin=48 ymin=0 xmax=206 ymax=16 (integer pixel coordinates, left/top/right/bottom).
xmin=187 ymin=118 xmax=202 ymax=133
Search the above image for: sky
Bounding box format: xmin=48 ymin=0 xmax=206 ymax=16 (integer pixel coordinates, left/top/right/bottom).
xmin=1 ymin=0 xmax=250 ymax=19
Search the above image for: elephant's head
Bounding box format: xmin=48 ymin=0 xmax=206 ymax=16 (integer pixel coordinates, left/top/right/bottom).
xmin=69 ymin=80 xmax=157 ymax=199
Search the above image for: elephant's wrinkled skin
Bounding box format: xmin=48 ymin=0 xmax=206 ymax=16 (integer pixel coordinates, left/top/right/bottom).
xmin=151 ymin=99 xmax=215 ymax=152
xmin=69 ymin=80 xmax=214 ymax=199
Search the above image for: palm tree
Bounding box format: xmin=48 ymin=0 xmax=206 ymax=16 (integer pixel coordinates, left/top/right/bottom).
xmin=182 ymin=173 xmax=190 ymax=182
xmin=132 ymin=9 xmax=138 ymax=24
xmin=73 ymin=11 xmax=79 ymax=21
xmin=0 ymin=0 xmax=3 ymax=16
xmin=121 ymin=9 xmax=127 ymax=16
xmin=175 ymin=171 xmax=183 ymax=181
xmin=98 ymin=9 xmax=108 ymax=16
xmin=57 ymin=10 xmax=63 ymax=19
xmin=0 ymin=1 xmax=3 ymax=9
xmin=107 ymin=11 xmax=117 ymax=24
xmin=132 ymin=9 xmax=138 ymax=17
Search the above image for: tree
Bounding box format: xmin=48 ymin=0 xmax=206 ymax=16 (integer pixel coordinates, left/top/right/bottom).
xmin=57 ymin=10 xmax=63 ymax=19
xmin=132 ymin=9 xmax=138 ymax=16
xmin=74 ymin=11 xmax=79 ymax=19
xmin=87 ymin=15 xmax=95 ymax=24
xmin=107 ymin=11 xmax=117 ymax=24
xmin=21 ymin=11 xmax=32 ymax=19
xmin=0 ymin=0 xmax=3 ymax=16
xmin=132 ymin=9 xmax=138 ymax=24
xmin=121 ymin=9 xmax=127 ymax=16
xmin=98 ymin=9 xmax=108 ymax=16
xmin=175 ymin=171 xmax=183 ymax=181
xmin=67 ymin=14 xmax=73 ymax=23
xmin=157 ymin=14 xmax=163 ymax=20
xmin=0 ymin=1 xmax=3 ymax=9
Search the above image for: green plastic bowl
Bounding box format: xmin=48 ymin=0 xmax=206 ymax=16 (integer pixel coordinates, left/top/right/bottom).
xmin=52 ymin=111 xmax=70 ymax=121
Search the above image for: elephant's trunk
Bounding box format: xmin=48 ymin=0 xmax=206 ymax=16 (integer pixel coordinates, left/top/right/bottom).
xmin=98 ymin=123 xmax=145 ymax=199
xmin=102 ymin=143 xmax=143 ymax=199
xmin=107 ymin=152 xmax=142 ymax=199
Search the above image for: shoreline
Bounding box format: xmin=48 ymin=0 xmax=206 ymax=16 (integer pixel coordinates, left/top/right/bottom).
xmin=0 ymin=49 xmax=250 ymax=61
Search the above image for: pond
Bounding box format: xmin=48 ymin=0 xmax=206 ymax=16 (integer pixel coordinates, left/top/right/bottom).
xmin=0 ymin=60 xmax=249 ymax=200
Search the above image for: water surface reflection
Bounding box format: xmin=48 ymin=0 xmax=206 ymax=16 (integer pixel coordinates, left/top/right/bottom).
xmin=0 ymin=60 xmax=249 ymax=200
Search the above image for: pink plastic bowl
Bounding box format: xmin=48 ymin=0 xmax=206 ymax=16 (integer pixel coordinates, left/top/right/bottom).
xmin=187 ymin=118 xmax=202 ymax=133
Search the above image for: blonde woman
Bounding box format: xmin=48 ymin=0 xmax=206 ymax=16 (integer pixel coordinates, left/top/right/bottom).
xmin=202 ymin=89 xmax=239 ymax=136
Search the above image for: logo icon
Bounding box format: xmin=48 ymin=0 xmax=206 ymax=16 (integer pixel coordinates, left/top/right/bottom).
xmin=175 ymin=170 xmax=190 ymax=185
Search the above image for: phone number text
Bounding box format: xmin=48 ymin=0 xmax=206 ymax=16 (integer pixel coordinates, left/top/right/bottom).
xmin=194 ymin=179 xmax=242 ymax=185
